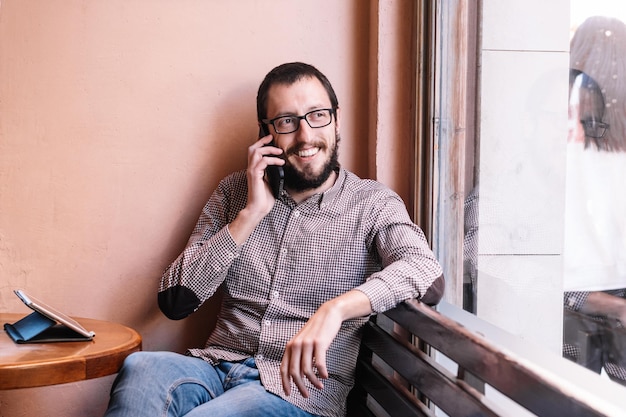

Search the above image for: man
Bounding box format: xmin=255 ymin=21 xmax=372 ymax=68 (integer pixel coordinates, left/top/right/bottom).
xmin=104 ymin=62 xmax=444 ymax=417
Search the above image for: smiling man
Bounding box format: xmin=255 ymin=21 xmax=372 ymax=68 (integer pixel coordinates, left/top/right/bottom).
xmin=103 ymin=62 xmax=444 ymax=417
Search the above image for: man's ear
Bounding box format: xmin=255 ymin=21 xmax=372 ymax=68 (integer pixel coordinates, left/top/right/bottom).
xmin=335 ymin=107 xmax=341 ymax=129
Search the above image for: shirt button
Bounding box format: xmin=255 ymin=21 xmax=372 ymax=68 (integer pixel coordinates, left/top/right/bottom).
xmin=264 ymin=319 xmax=272 ymax=327
xmin=272 ymin=291 xmax=280 ymax=299
xmin=256 ymin=354 xmax=264 ymax=361
xmin=281 ymin=248 xmax=288 ymax=256
xmin=320 ymin=203 xmax=327 ymax=209
xmin=293 ymin=210 xmax=300 ymax=217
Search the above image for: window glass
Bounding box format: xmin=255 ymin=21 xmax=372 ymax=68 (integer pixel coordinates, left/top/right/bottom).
xmin=561 ymin=0 xmax=626 ymax=388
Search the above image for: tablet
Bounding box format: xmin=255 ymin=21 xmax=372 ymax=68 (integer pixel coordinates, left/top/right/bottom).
xmin=14 ymin=289 xmax=96 ymax=339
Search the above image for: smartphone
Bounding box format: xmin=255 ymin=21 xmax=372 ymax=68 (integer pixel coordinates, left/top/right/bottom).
xmin=259 ymin=124 xmax=285 ymax=199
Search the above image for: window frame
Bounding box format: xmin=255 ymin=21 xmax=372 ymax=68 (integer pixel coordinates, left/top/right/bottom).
xmin=413 ymin=0 xmax=480 ymax=307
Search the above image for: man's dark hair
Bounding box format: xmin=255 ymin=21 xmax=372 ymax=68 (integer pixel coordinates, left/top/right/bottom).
xmin=256 ymin=62 xmax=339 ymax=121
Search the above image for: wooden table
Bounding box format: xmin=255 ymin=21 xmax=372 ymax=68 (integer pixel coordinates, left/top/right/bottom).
xmin=0 ymin=313 xmax=142 ymax=390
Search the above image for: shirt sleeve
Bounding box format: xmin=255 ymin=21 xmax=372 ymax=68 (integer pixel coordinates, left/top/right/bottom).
xmin=158 ymin=174 xmax=243 ymax=320
xmin=564 ymin=289 xmax=626 ymax=312
xmin=564 ymin=291 xmax=590 ymax=311
xmin=355 ymin=190 xmax=444 ymax=313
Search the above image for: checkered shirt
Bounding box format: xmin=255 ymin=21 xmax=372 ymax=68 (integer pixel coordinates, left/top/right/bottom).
xmin=159 ymin=168 xmax=443 ymax=417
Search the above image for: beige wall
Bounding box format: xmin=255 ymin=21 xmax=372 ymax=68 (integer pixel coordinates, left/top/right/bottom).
xmin=0 ymin=1 xmax=416 ymax=416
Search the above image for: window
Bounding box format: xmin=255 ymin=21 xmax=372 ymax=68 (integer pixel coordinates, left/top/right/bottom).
xmin=562 ymin=1 xmax=626 ymax=388
xmin=426 ymin=0 xmax=626 ymax=390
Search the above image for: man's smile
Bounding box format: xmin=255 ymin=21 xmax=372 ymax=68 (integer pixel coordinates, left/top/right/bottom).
xmin=297 ymin=147 xmax=320 ymax=158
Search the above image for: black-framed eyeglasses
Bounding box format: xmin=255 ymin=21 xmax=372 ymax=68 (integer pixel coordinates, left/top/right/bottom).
xmin=580 ymin=119 xmax=609 ymax=139
xmin=262 ymin=108 xmax=335 ymax=134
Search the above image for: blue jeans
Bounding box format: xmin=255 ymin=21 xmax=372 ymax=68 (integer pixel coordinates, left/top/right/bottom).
xmin=104 ymin=352 xmax=318 ymax=417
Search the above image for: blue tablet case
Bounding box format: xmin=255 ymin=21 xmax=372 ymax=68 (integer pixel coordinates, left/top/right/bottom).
xmin=4 ymin=309 xmax=92 ymax=343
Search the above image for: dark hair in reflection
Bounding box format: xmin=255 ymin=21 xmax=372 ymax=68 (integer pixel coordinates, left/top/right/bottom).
xmin=571 ymin=16 xmax=626 ymax=153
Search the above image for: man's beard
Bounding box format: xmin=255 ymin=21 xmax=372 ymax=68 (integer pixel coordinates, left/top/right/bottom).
xmin=283 ymin=132 xmax=341 ymax=192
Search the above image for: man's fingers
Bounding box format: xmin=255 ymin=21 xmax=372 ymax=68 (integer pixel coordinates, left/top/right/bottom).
xmin=313 ymin=349 xmax=329 ymax=380
xmin=280 ymin=349 xmax=293 ymax=396
xmin=281 ymin=344 xmax=310 ymax=398
xmin=300 ymin=345 xmax=322 ymax=392
xmin=289 ymin=344 xmax=310 ymax=398
xmin=282 ymin=343 xmax=326 ymax=398
xmin=255 ymin=133 xmax=274 ymax=146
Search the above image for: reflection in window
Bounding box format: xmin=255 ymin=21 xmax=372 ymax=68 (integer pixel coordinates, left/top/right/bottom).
xmin=562 ymin=11 xmax=626 ymax=386
xmin=463 ymin=184 xmax=479 ymax=314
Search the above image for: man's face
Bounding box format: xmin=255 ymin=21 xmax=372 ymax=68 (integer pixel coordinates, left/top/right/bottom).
xmin=265 ymin=76 xmax=341 ymax=191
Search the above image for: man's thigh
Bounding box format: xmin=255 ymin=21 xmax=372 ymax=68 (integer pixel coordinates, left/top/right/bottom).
xmin=183 ymin=379 xmax=318 ymax=417
xmin=105 ymin=351 xmax=224 ymax=417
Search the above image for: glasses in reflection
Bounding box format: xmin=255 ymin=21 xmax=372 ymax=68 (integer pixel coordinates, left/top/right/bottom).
xmin=580 ymin=119 xmax=609 ymax=139
xmin=262 ymin=108 xmax=335 ymax=134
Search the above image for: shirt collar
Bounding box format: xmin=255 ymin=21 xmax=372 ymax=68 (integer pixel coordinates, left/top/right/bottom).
xmin=319 ymin=167 xmax=344 ymax=209
xmin=280 ymin=167 xmax=345 ymax=211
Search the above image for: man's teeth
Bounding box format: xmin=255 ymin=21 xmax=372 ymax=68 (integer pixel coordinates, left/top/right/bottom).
xmin=298 ymin=147 xmax=319 ymax=157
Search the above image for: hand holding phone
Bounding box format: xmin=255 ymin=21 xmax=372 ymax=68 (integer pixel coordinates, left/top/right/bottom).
xmin=259 ymin=125 xmax=285 ymax=199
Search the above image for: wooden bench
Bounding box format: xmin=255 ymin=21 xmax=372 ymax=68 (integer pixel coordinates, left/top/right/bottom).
xmin=346 ymin=299 xmax=620 ymax=417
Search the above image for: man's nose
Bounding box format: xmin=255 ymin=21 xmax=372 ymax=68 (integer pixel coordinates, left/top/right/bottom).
xmin=295 ymin=118 xmax=313 ymax=141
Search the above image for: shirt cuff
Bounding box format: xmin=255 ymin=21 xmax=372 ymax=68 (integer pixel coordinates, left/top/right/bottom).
xmin=564 ymin=291 xmax=590 ymax=311
xmin=355 ymin=278 xmax=398 ymax=314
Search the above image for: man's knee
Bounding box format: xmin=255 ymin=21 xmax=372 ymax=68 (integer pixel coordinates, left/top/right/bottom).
xmin=121 ymin=351 xmax=158 ymax=371
xmin=116 ymin=351 xmax=180 ymax=382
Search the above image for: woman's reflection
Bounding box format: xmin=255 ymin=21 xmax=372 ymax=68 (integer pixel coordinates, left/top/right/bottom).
xmin=563 ymin=16 xmax=626 ymax=385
